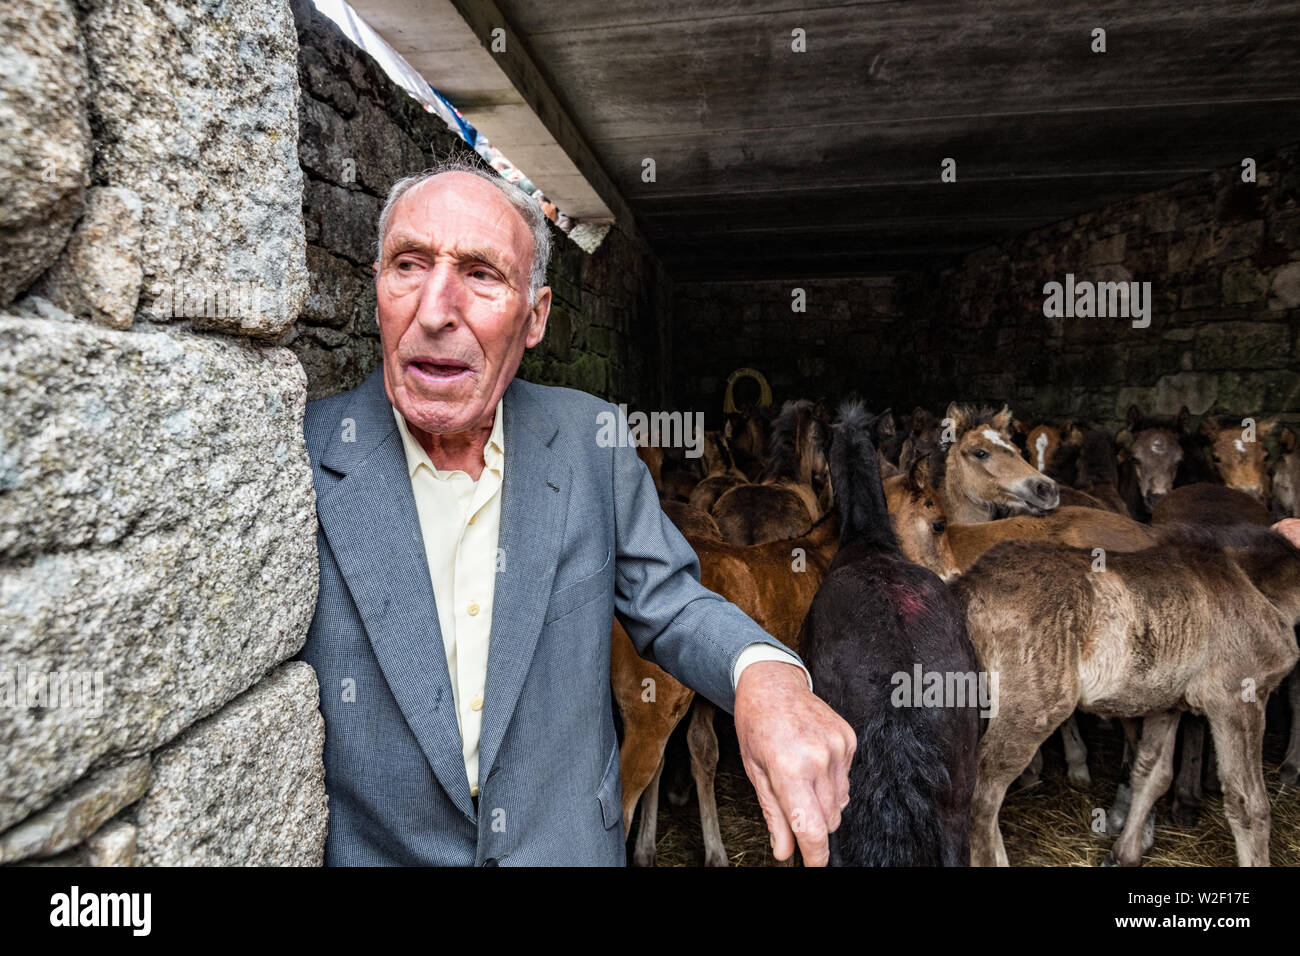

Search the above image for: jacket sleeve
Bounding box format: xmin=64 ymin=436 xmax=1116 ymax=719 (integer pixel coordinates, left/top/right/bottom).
xmin=609 ymin=427 xmax=805 ymax=714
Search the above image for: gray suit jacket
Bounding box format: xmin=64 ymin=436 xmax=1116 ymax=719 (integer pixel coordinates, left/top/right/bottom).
xmin=296 ymin=365 xmax=796 ymax=865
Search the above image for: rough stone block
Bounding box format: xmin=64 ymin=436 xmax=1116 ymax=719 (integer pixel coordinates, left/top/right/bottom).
xmin=0 ymin=309 xmax=318 ymax=832
xmin=0 ymin=758 xmax=149 ymax=862
xmin=0 ymin=0 xmax=92 ymax=306
xmin=32 ymin=186 xmax=143 ymax=328
xmin=133 ymin=662 xmax=326 ymax=866
xmin=80 ymin=0 xmax=307 ymax=335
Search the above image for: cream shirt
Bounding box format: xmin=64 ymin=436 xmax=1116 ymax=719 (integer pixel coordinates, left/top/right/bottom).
xmin=393 ymin=399 xmax=808 ymax=798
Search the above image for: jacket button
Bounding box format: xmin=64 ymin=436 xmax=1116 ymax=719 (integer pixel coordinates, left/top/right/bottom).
xmin=482 ymin=858 xmax=498 ymax=867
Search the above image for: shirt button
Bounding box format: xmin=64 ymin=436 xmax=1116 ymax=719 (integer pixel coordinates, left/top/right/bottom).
xmin=471 ymin=696 xmax=484 ymax=712
xmin=467 ymin=601 xmax=480 ymax=616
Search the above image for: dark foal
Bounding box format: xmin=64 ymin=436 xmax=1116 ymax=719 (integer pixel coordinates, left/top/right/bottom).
xmin=801 ymin=402 xmax=982 ymax=866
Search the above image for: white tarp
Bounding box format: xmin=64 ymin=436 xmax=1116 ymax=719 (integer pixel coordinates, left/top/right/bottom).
xmin=310 ymin=0 xmax=464 ymax=134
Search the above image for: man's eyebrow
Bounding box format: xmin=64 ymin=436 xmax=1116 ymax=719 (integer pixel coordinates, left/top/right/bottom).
xmin=382 ymin=236 xmax=515 ymax=278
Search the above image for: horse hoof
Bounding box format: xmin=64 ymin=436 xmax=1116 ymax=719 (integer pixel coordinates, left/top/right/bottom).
xmin=666 ymin=787 xmax=690 ymax=807
xmin=1170 ymin=799 xmax=1201 ymax=828
xmin=631 ymin=850 xmax=656 ymax=868
xmin=1099 ymin=854 xmax=1117 ymax=867
xmin=1280 ymin=763 xmax=1300 ymax=790
xmin=1141 ymin=814 xmax=1155 ymax=854
xmin=705 ymin=852 xmax=729 ymax=868
xmin=1106 ymin=806 xmax=1128 ymax=832
xmin=1068 ymin=768 xmax=1092 ymax=790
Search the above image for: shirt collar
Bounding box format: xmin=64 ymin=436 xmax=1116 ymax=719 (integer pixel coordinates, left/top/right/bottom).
xmin=392 ymin=397 xmax=505 ymax=479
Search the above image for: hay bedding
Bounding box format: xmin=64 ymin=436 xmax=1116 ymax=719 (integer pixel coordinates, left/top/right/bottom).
xmin=642 ymin=711 xmax=1300 ymax=867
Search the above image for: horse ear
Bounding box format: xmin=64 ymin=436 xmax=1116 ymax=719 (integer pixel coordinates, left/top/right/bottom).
xmin=1257 ymin=417 xmax=1278 ymax=438
xmin=1282 ymin=426 xmax=1298 ymax=453
xmin=992 ymin=404 xmax=1014 ymax=434
xmin=1200 ymin=415 xmax=1221 ymax=439
xmin=910 ymin=453 xmax=933 ymax=491
xmin=944 ymin=401 xmax=967 ymax=434
xmin=1175 ymin=405 xmax=1192 ymax=433
xmin=1062 ymin=423 xmax=1084 ymax=446
xmin=1127 ymin=404 xmax=1143 ymax=430
xmin=1012 ymin=417 xmax=1031 ymax=437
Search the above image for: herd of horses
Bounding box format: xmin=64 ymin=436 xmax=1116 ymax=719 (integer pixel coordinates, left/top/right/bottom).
xmin=612 ymin=398 xmax=1300 ymax=866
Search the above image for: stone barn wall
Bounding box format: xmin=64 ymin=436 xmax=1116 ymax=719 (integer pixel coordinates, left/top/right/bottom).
xmin=284 ymin=0 xmax=673 ymax=407
xmin=907 ymin=144 xmax=1300 ymax=431
xmin=673 ymin=146 xmax=1300 ymax=433
xmin=672 ymin=277 xmax=911 ymax=428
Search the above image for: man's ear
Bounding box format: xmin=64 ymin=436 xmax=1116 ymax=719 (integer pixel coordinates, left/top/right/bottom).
xmin=524 ymin=287 xmax=551 ymax=349
xmin=372 ymin=260 xmax=379 ymax=278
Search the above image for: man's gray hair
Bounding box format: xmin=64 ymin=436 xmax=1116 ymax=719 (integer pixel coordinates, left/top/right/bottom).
xmin=375 ymin=157 xmax=553 ymax=303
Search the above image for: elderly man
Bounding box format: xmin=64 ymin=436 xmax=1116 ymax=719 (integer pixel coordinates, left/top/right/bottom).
xmin=297 ymin=158 xmax=855 ymax=866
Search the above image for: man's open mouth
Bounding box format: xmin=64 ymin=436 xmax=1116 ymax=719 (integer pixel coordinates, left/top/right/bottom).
xmin=409 ymin=358 xmax=474 ymax=384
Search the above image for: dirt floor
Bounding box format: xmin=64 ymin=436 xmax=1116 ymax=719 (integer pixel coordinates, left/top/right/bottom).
xmin=639 ymin=708 xmax=1300 ymax=867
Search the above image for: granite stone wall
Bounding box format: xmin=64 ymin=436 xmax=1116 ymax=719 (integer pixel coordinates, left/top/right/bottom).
xmin=0 ymin=0 xmax=325 ymax=867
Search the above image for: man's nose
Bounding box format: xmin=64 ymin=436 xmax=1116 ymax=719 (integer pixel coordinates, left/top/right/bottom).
xmin=412 ymin=263 xmax=465 ymax=332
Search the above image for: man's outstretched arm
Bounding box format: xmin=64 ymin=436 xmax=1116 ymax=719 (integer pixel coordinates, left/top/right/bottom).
xmin=608 ymin=426 xmax=855 ymax=865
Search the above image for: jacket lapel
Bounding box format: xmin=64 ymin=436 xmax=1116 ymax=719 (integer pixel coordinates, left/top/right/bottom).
xmin=475 ymin=378 xmax=569 ymax=789
xmin=315 ymin=367 xmax=475 ymax=821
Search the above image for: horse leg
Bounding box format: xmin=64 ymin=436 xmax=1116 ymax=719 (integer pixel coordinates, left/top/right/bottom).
xmin=1205 ymin=701 xmax=1272 ymax=866
xmin=972 ymin=720 xmax=1056 ymax=867
xmin=1171 ymin=714 xmax=1206 ymax=827
xmin=1061 ymin=713 xmax=1091 ymax=788
xmin=1281 ymin=667 xmax=1300 ymax=789
xmin=687 ymin=698 xmax=728 ymax=867
xmin=1107 ymin=717 xmax=1142 ymax=831
xmin=1108 ymin=710 xmax=1180 ymax=866
xmin=631 ymin=756 xmax=664 ymax=867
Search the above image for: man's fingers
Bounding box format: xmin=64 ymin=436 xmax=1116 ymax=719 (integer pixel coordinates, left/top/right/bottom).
xmin=814 ymin=772 xmax=843 ymax=836
xmin=753 ymin=771 xmax=797 ymax=861
xmin=782 ymin=784 xmax=831 ymax=867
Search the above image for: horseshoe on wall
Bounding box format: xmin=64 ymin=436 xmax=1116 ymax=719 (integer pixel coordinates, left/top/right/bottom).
xmin=722 ymin=367 xmax=773 ymax=414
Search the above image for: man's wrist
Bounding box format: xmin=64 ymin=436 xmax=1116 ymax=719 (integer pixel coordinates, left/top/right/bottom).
xmin=732 ymin=643 xmax=814 ymax=692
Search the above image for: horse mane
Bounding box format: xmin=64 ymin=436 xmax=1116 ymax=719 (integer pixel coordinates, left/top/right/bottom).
xmin=941 ymin=404 xmax=1005 ymax=446
xmin=762 ymin=399 xmax=817 ymax=483
xmin=831 ymin=399 xmax=899 ymax=553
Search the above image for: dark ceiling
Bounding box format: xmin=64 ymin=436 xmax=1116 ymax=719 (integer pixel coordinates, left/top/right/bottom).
xmin=491 ymin=0 xmax=1300 ymax=280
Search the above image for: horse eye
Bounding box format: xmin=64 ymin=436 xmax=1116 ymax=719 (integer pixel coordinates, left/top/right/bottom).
xmin=924 ymin=499 xmax=932 ymax=507
xmin=973 ymin=449 xmax=990 ymax=460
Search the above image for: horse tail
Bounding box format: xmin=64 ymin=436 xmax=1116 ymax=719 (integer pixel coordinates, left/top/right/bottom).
xmin=839 ymin=696 xmax=962 ymax=866
xmin=832 ymin=400 xmax=900 ymax=553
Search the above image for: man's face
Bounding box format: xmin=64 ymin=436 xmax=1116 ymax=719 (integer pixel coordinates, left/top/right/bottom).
xmin=375 ymin=172 xmax=549 ymax=435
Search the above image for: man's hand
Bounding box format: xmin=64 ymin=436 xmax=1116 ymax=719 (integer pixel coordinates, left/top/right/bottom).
xmin=733 ymin=660 xmax=856 ymax=866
